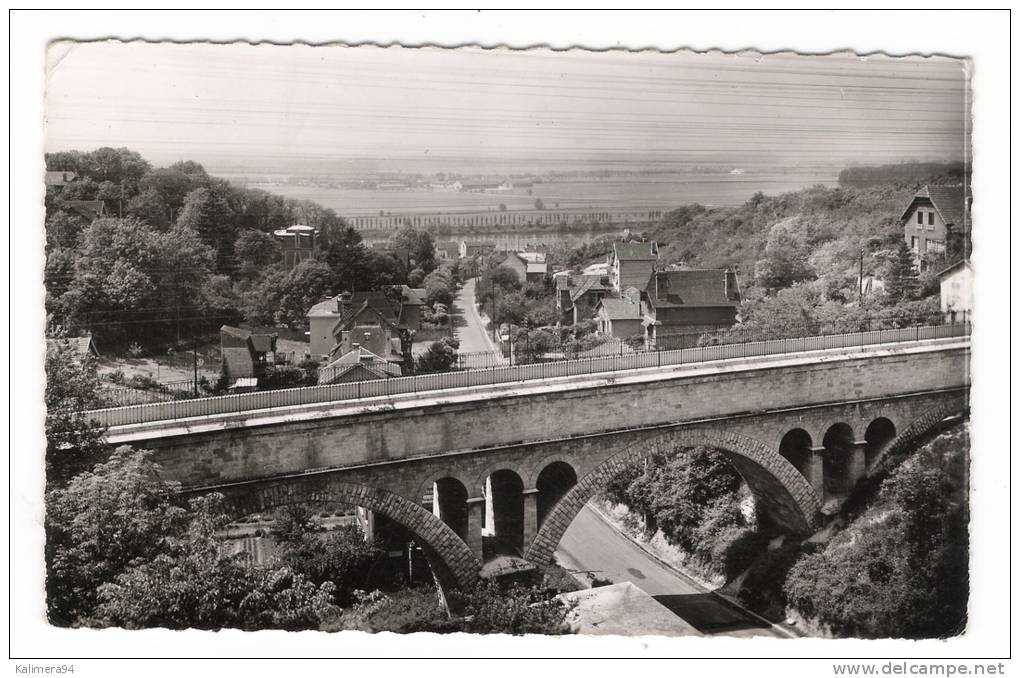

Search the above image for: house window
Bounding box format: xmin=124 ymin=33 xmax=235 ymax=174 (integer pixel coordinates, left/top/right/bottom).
xmin=928 ymin=211 xmax=935 ymax=227
xmin=917 ymin=211 xmax=924 ymax=226
xmin=928 ymin=239 xmax=946 ymax=255
xmin=910 ymin=236 xmax=920 ymax=252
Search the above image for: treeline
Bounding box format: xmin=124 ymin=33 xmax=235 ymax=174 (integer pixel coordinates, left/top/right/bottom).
xmin=837 ymin=162 xmax=969 ymax=188
xmin=44 ymin=147 xmax=441 ymax=350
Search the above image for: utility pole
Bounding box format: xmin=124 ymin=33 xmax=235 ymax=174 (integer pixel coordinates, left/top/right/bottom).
xmin=859 ymin=246 xmax=865 ymax=302
xmin=193 ymin=341 xmax=199 ymax=396
xmin=491 ymin=277 xmax=497 ymax=344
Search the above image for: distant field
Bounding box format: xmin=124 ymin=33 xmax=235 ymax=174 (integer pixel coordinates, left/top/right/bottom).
xmin=240 ymin=172 xmax=835 ymax=217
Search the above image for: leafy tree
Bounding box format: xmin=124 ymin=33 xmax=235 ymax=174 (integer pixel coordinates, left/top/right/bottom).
xmin=534 ymin=198 xmax=545 ymax=211
xmin=138 ymin=167 xmax=206 ymax=213
xmin=45 ymin=328 xmax=108 ymax=485
xmin=234 ymin=229 xmax=280 ymax=271
xmin=364 ymin=250 xmax=407 ymax=287
xmin=45 ymin=447 xmax=187 ymax=624
xmin=415 ymin=337 xmax=461 ymax=373
xmin=95 ymin=494 xmax=339 ymax=630
xmin=45 ymin=210 xmax=88 ymax=250
xmin=318 ymin=222 xmax=370 ymax=291
xmin=511 ymin=326 xmax=559 ymax=362
xmin=279 ymin=523 xmax=388 ymax=606
xmin=275 ymin=259 xmax=337 ymax=328
xmin=391 ymin=226 xmax=437 ymax=274
xmin=447 ymin=582 xmax=571 ymax=635
xmin=423 ymin=267 xmax=455 ymax=307
xmin=176 ymin=186 xmax=237 ymax=272
xmin=125 ymin=187 xmax=170 ymax=230
xmin=753 ymin=218 xmax=815 ymax=290
xmin=407 ymin=267 xmax=426 ymax=287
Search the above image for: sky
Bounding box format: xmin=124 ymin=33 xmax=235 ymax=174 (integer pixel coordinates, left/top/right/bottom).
xmin=44 ymin=41 xmax=971 ymax=175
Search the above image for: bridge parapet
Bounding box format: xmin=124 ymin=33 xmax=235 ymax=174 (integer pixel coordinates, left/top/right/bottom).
xmin=87 ymin=323 xmax=971 ymax=429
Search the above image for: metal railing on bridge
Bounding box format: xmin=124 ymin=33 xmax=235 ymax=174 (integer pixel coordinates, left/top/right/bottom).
xmin=83 ymin=319 xmax=971 ymax=428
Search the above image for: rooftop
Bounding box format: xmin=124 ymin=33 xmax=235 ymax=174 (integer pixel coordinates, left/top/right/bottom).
xmin=650 ymin=269 xmax=739 ymax=308
xmin=900 ymin=184 xmax=969 ymax=227
xmin=597 ymin=297 xmax=643 ymax=320
xmin=613 ymin=241 xmax=658 ymax=261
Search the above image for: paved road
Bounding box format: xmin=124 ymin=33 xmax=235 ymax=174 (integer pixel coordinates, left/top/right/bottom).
xmin=555 ymin=504 xmax=790 ymax=638
xmin=451 ymin=278 xmax=506 ymax=367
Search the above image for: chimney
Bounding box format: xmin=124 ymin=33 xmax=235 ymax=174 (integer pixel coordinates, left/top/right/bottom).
xmin=725 ymin=268 xmax=740 ymax=301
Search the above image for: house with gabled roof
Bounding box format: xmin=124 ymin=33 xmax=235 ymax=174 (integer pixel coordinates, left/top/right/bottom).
xmin=306 ymin=286 xmax=425 ymax=361
xmin=318 ymin=345 xmax=403 ymax=384
xmin=642 ymin=269 xmax=741 ymax=349
xmin=899 ymin=185 xmax=970 ymax=263
xmin=556 ymin=274 xmax=613 ymax=325
xmin=594 ymin=296 xmax=644 ymax=340
xmin=61 ymin=200 xmax=106 ymax=222
xmin=46 ymin=333 xmax=99 ymax=359
xmin=220 ymin=326 xmax=278 ymax=380
xmin=499 ymin=251 xmax=548 ymax=285
xmin=609 ymin=241 xmax=658 ymax=293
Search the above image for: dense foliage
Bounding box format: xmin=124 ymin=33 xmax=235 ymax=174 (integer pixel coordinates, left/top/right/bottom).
xmin=44 ymin=329 xmax=108 ymax=485
xmin=603 ymin=446 xmax=759 ymax=579
xmin=782 ymin=427 xmax=969 ymax=638
xmin=338 ymin=581 xmax=572 ymax=635
xmin=46 ymin=448 xmax=348 ymax=630
xmin=44 ymin=147 xmax=434 ymax=350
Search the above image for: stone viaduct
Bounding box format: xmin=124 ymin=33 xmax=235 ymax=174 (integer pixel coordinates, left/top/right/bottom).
xmin=97 ymin=336 xmax=970 ymax=592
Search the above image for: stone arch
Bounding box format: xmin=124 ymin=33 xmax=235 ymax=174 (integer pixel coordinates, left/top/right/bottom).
xmin=415 ymin=469 xmax=475 ymax=506
xmin=524 ymin=452 xmax=586 ymax=490
xmin=778 ymin=428 xmax=813 ymax=478
xmin=216 ymin=478 xmax=481 ymax=591
xmin=822 ymin=422 xmax=856 ymax=498
xmin=864 ymin=417 xmax=897 ymax=470
xmin=535 ymin=460 xmax=579 ymax=529
xmin=867 ymin=395 xmax=970 ymax=475
xmin=525 ymin=426 xmax=822 ymax=564
xmin=472 ymin=460 xmax=527 ymax=497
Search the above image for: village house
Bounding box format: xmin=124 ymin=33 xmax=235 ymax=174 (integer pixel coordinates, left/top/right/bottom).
xmin=46 ymin=333 xmax=99 ymax=359
xmin=306 ymin=286 xmax=425 ymax=360
xmin=641 ymin=269 xmax=741 ymax=349
xmin=937 ymin=259 xmax=973 ymax=323
xmin=317 ymin=345 xmax=403 ymax=384
xmin=594 ymin=296 xmax=644 ymax=340
xmin=61 ymin=199 xmax=106 ymax=222
xmin=498 ymin=251 xmax=548 ymax=285
xmin=272 ymin=224 xmax=319 ymax=268
xmin=219 ymin=326 xmax=278 ymax=381
xmin=459 ymin=240 xmax=496 ymax=259
xmin=899 ymin=185 xmax=969 ymax=264
xmin=609 ymin=241 xmax=658 ymax=293
xmin=556 ymin=274 xmax=613 ymax=325
xmin=435 ymin=241 xmax=460 ymax=261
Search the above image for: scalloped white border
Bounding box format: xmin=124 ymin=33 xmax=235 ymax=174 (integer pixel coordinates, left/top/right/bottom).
xmin=8 ymin=8 xmax=1011 ymax=670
